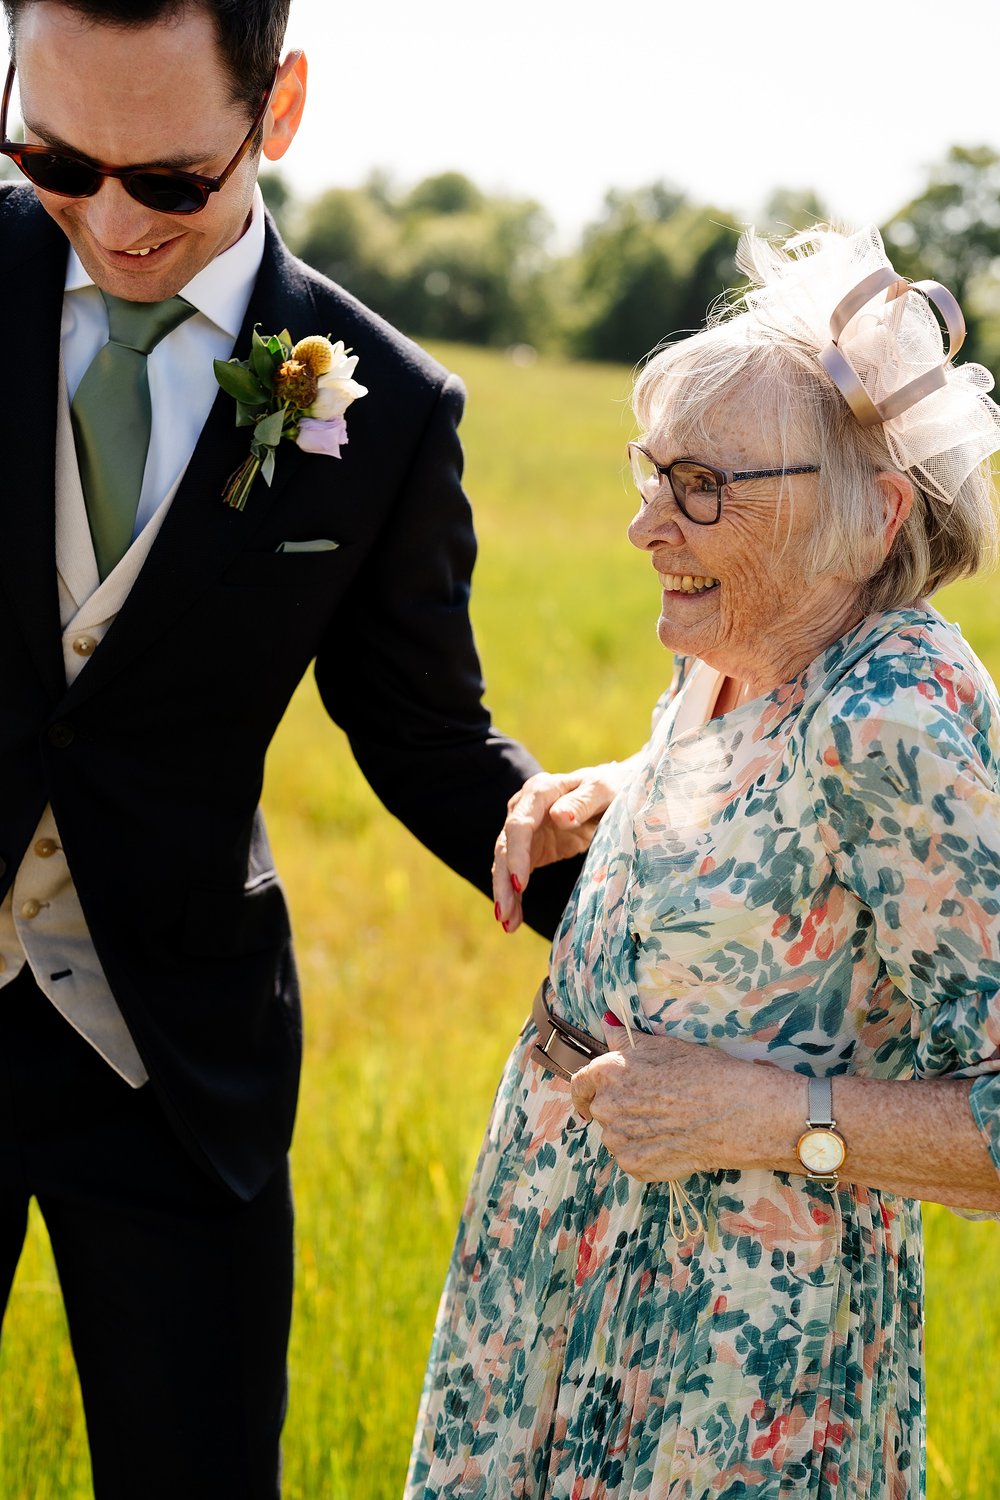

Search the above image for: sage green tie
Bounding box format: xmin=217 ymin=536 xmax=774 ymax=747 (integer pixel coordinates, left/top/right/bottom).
xmin=71 ymin=292 xmax=195 ymax=580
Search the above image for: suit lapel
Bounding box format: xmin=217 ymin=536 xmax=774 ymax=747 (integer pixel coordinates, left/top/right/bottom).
xmin=59 ymin=218 xmax=321 ymax=713
xmin=0 ymin=194 xmax=71 ymax=703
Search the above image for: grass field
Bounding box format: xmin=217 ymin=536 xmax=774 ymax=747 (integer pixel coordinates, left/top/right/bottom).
xmin=1 ymin=342 xmax=999 ymax=1497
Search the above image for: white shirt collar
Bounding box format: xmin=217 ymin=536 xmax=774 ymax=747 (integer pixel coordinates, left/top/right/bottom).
xmin=63 ymin=184 xmax=266 ymax=339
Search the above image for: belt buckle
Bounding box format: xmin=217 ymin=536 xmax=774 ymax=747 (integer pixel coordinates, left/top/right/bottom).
xmin=532 ymin=1022 xmax=597 ymax=1082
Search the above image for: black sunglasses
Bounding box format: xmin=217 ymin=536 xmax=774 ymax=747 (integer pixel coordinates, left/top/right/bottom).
xmin=0 ymin=60 xmax=277 ymax=215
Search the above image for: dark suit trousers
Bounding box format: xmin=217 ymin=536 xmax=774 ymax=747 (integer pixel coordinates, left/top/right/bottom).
xmin=0 ymin=966 xmax=293 ymax=1499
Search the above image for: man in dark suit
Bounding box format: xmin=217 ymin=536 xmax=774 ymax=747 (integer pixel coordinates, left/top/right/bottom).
xmin=0 ymin=1 xmax=576 ymax=1493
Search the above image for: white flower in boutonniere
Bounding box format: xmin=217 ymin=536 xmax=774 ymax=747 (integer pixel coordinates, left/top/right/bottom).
xmin=214 ymin=330 xmax=368 ymax=510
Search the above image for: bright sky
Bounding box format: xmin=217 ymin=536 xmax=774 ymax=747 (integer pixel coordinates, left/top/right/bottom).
xmin=283 ymin=0 xmax=1000 ymax=246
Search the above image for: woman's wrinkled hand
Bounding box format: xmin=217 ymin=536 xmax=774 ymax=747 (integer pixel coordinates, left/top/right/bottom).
xmin=492 ymin=761 xmax=631 ymax=933
xmin=570 ymin=1021 xmax=760 ymax=1181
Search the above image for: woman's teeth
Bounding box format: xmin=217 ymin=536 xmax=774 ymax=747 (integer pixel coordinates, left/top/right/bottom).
xmin=661 ymin=574 xmax=718 ymax=593
xmin=124 ymin=245 xmax=162 ymax=257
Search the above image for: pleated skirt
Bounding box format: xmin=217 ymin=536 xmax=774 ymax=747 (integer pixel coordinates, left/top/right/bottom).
xmin=405 ymin=1023 xmax=923 ymax=1500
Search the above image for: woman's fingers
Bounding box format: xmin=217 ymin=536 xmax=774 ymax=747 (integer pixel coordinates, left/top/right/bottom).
xmin=549 ymin=767 xmax=618 ymax=827
xmin=491 ymin=830 xmax=523 ymax=933
xmin=492 ymin=764 xmax=626 ymax=933
xmin=570 ymin=1049 xmax=625 ymax=1121
xmin=492 ymin=772 xmax=586 ymax=928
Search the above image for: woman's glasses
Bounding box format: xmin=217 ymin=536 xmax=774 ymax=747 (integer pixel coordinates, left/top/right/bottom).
xmin=627 ymin=442 xmax=820 ymax=526
xmin=0 ymin=61 xmax=277 ymax=215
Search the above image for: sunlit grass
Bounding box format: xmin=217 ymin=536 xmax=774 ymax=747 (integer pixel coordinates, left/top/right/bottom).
xmin=1 ymin=342 xmax=997 ymax=1497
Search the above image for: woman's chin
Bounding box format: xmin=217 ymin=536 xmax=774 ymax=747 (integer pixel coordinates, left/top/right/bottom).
xmin=656 ymin=596 xmax=717 ymax=654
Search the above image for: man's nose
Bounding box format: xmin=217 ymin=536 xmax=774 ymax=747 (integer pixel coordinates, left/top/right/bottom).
xmin=76 ymin=177 xmax=163 ymax=248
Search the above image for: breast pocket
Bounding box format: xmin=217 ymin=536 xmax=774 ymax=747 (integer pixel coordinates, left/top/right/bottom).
xmin=220 ymin=544 xmax=353 ymax=590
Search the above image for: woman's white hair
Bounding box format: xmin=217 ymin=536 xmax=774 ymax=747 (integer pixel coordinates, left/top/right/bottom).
xmin=632 ymin=228 xmax=998 ymax=613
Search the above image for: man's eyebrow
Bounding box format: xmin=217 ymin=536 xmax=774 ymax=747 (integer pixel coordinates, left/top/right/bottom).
xmin=22 ymin=115 xmax=212 ymax=171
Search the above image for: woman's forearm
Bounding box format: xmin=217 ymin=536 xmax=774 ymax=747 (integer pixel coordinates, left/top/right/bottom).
xmin=745 ymin=1064 xmax=1000 ymax=1212
xmin=573 ymin=1030 xmax=1000 ymax=1210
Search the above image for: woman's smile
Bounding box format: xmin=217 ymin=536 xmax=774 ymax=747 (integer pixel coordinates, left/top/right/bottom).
xmin=656 ymin=570 xmax=719 ymax=595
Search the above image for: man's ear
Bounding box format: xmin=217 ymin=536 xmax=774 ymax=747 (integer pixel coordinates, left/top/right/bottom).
xmin=874 ymin=470 xmax=913 ymax=557
xmin=262 ymin=49 xmax=307 ymax=162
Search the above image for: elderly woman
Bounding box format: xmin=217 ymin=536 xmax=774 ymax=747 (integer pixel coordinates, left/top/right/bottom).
xmin=405 ymin=226 xmax=1000 ymax=1500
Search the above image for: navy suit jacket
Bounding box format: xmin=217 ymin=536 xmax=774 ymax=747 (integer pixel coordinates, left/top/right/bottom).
xmin=0 ymin=184 xmax=580 ymax=1198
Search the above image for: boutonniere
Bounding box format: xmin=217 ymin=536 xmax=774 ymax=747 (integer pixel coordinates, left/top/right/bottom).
xmin=214 ymin=330 xmax=368 ymax=510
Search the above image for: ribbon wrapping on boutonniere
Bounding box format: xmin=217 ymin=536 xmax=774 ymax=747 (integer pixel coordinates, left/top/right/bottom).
xmin=214 ymin=330 xmax=368 ymax=509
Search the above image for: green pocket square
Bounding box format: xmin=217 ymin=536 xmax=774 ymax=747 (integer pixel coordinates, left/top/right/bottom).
xmin=275 ymin=539 xmax=341 ymax=553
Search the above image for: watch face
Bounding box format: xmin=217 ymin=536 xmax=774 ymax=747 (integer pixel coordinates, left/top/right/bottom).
xmin=797 ymin=1127 xmax=846 ymax=1175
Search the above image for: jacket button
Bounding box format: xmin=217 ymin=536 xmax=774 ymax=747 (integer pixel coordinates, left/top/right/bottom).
xmin=21 ymin=899 xmax=42 ymax=920
xmin=34 ymin=839 xmax=59 ymax=858
xmin=48 ymin=722 xmax=75 ymax=748
xmin=72 ymin=635 xmax=97 ymax=656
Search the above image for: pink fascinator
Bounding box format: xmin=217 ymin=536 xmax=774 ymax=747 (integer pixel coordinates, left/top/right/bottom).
xmin=736 ymin=225 xmax=1000 ymax=506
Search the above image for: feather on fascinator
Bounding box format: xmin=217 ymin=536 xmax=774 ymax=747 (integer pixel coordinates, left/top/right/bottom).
xmin=735 ymin=225 xmax=1000 ymax=506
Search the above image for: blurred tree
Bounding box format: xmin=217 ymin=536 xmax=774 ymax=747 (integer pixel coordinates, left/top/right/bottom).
xmin=882 ymin=146 xmax=1000 ymax=370
xmin=291 ymin=173 xmax=553 ymax=347
xmin=759 ymin=186 xmax=830 ymax=236
xmin=403 ymin=170 xmax=484 ymax=217
xmin=392 ymin=196 xmax=553 ymax=345
xmin=258 ymin=169 xmax=293 ymax=237
xmin=294 ymin=185 xmax=401 ymax=316
xmin=572 ymin=185 xmax=741 ymax=363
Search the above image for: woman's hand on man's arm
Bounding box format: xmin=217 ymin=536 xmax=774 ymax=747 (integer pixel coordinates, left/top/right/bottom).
xmin=492 ymin=756 xmax=641 ymax=934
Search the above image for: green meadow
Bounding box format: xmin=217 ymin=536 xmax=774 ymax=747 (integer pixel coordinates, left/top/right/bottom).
xmin=1 ymin=342 xmax=998 ymax=1498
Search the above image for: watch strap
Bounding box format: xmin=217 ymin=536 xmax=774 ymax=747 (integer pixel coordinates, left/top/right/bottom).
xmin=806 ymin=1075 xmax=835 ymax=1129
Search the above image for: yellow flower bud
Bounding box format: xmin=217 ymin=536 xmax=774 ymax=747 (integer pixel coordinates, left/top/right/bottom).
xmin=292 ymin=335 xmax=336 ymax=376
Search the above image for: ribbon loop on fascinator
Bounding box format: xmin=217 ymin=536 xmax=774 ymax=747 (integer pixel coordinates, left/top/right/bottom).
xmin=737 ymin=224 xmax=1000 ymax=508
xmin=819 ymin=269 xmax=967 ymax=428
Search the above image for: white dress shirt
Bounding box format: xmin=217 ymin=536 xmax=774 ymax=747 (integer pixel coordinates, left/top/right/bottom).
xmin=0 ymin=188 xmax=267 ymax=1084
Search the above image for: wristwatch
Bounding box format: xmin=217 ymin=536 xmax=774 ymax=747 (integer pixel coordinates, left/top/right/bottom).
xmin=795 ymin=1077 xmax=846 ymax=1190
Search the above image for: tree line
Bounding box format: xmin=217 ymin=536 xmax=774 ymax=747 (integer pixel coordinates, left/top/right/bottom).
xmin=259 ymin=146 xmax=1000 ymax=374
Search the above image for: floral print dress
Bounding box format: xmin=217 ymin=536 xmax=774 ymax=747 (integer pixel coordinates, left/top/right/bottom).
xmin=406 ymin=608 xmax=1000 ymax=1500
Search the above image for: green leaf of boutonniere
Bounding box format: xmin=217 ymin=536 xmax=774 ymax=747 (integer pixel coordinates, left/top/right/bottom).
xmin=254 ymin=409 xmax=286 ymax=447
xmin=236 ymin=400 xmax=262 ymax=428
xmin=214 ymin=359 xmax=268 ymax=406
xmin=250 ymin=331 xmax=278 ymax=389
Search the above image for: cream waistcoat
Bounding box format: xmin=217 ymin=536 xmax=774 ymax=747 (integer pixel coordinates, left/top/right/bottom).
xmin=0 ymin=363 xmax=184 ymax=1085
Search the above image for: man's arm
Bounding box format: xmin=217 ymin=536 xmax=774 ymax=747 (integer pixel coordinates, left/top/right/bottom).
xmin=312 ymin=372 xmax=580 ymax=939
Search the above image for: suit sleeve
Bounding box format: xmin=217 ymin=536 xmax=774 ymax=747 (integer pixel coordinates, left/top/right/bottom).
xmin=313 ymin=372 xmax=582 ymax=938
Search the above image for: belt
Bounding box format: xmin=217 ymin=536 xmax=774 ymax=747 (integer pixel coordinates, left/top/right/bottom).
xmin=530 ymin=980 xmax=607 ymax=1082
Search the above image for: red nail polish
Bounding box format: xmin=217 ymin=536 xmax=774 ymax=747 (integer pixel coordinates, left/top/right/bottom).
xmin=494 ymin=901 xmax=501 ymax=922
xmin=565 ymin=811 xmax=576 ymax=822
xmin=503 ymin=920 xmax=511 ymax=933
xmin=603 ymin=1010 xmax=624 ymax=1027
xmin=511 ymin=874 xmax=522 ymax=893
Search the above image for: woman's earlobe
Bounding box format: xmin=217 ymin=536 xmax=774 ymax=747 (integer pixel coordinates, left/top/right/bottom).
xmin=875 ymin=470 xmax=914 ymax=554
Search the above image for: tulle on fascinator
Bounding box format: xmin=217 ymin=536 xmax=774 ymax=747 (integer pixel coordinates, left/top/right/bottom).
xmin=735 ymin=225 xmax=1000 ymax=505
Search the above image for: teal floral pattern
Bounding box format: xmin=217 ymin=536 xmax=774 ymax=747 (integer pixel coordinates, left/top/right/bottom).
xmin=406 ymin=609 xmax=1000 ymax=1499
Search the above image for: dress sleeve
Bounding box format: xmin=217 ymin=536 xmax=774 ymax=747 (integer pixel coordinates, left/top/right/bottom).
xmin=804 ymin=647 xmax=1000 ymax=1181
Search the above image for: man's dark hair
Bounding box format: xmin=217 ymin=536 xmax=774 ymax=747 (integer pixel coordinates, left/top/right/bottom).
xmin=4 ymin=0 xmax=290 ymax=117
